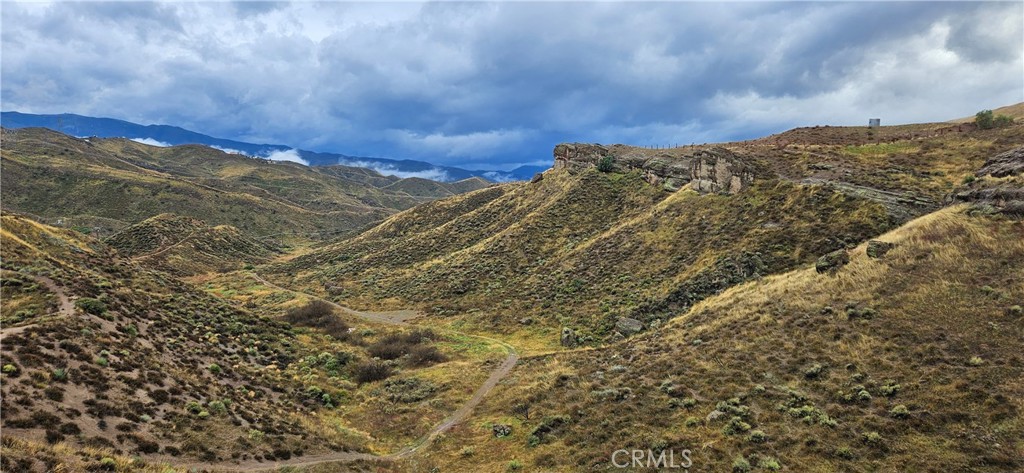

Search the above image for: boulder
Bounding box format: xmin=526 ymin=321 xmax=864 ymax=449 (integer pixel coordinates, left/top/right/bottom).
xmin=560 ymin=327 xmax=577 ymax=348
xmin=531 ymin=172 xmax=544 ymax=183
xmin=492 ymin=424 xmax=512 ymax=438
xmin=615 ymin=317 xmax=644 ymax=335
xmin=815 ymin=249 xmax=850 ymax=273
xmin=866 ymin=240 xmax=895 ymax=259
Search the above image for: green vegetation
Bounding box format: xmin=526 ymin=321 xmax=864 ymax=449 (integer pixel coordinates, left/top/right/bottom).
xmin=0 ymin=127 xmax=488 ymax=241
xmin=975 ymin=109 xmax=1015 ymax=130
xmin=2 ymin=109 xmax=1022 ymax=472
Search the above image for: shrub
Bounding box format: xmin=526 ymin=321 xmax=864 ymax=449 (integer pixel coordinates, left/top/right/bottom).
xmin=597 ymin=155 xmax=615 ymax=172
xmin=804 ymin=363 xmax=825 ymax=379
xmin=732 ymin=455 xmax=751 ymax=473
xmin=2 ymin=364 xmax=18 ymax=375
xmin=248 ymin=429 xmax=265 ymax=443
xmin=367 ymin=336 xmax=408 ymax=360
xmin=747 ymin=430 xmax=768 ymax=443
xmin=835 ymin=446 xmax=855 ymax=459
xmin=976 ymin=109 xmax=1015 ymax=129
xmin=76 ymin=298 xmax=107 ymax=316
xmin=208 ymin=400 xmax=228 ymax=415
xmin=354 ymin=360 xmax=391 ymax=384
xmin=879 ymin=381 xmax=901 ymax=397
xmin=208 ymin=363 xmax=222 ymax=374
xmin=969 ymin=356 xmax=984 ymax=366
xmin=862 ymin=431 xmax=884 ymax=447
xmin=185 ymin=401 xmax=203 ymax=414
xmin=284 ymin=300 xmax=349 ymax=340
xmin=722 ymin=416 xmax=752 ymax=435
xmin=408 ymin=345 xmax=446 ymax=366
xmin=890 ymin=404 xmax=910 ymax=419
xmin=758 ymin=457 xmax=782 ymax=471
xmin=51 ymin=368 xmax=69 ymax=382
xmin=385 ymin=377 xmax=437 ymax=403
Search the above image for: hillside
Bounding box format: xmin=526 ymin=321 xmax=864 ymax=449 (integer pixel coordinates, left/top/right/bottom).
xmin=0 ymin=112 xmax=538 ymax=182
xmin=105 ymin=213 xmax=278 ymax=276
xmin=270 ymin=120 xmax=1024 ymax=352
xmin=401 ymin=196 xmax=1024 ymax=471
xmin=0 ymin=212 xmax=508 ymax=471
xmin=0 ymin=127 xmax=486 ymax=240
xmin=2 ymin=110 xmax=1022 ymax=472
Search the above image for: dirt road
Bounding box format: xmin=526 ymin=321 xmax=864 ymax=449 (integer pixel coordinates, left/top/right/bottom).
xmin=170 ymin=273 xmax=519 ymax=472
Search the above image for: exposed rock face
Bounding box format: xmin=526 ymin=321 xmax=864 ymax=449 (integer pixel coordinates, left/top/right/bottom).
xmin=976 ymin=147 xmax=1024 ymax=177
xmin=553 ymin=143 xmax=758 ymax=194
xmin=952 ymin=147 xmax=1024 ymax=216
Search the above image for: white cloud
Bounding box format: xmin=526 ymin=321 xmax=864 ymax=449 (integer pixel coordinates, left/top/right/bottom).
xmin=262 ymin=149 xmax=308 ymax=165
xmin=389 ymin=129 xmax=529 ymax=159
xmin=706 ymin=15 xmax=1024 ymax=131
xmin=211 ymin=145 xmax=245 ymax=155
xmin=1 ymin=2 xmax=1020 ymax=168
xmin=482 ymin=171 xmax=516 ymax=183
xmin=130 ymin=137 xmax=171 ymax=147
xmin=341 ymin=159 xmax=450 ymax=181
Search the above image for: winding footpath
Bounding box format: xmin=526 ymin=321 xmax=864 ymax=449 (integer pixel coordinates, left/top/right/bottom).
xmin=171 ymin=273 xmax=520 ymax=472
xmin=0 ymin=274 xmax=75 ymax=342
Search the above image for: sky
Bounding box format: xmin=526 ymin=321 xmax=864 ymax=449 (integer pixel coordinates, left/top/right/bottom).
xmin=2 ymin=1 xmax=1022 ymax=171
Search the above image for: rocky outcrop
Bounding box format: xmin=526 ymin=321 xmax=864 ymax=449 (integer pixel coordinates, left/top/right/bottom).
xmin=552 ymin=143 xmax=759 ymax=194
xmin=815 ymin=249 xmax=849 ymax=273
xmin=866 ymin=240 xmax=895 ymax=259
xmin=615 ymin=317 xmax=643 ymax=335
xmin=976 ymin=147 xmax=1024 ymax=178
xmin=952 ymin=147 xmax=1024 ymax=216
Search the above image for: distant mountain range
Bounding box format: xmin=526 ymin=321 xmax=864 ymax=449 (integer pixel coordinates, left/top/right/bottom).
xmin=0 ymin=111 xmax=545 ymax=182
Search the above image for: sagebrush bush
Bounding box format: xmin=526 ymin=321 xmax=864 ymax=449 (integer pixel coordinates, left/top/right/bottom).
xmin=354 ymin=360 xmax=392 ymax=383
xmin=284 ymin=300 xmax=349 ymax=340
xmin=76 ymin=298 xmax=107 ymax=315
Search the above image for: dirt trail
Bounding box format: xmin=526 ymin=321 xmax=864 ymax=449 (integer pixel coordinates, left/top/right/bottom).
xmin=0 ymin=274 xmax=75 ymax=341
xmin=135 ymin=230 xmax=198 ymax=259
xmin=170 ymin=274 xmax=519 ymax=472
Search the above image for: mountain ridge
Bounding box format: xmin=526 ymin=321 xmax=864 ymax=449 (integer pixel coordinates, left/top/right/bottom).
xmin=0 ymin=111 xmax=543 ymax=182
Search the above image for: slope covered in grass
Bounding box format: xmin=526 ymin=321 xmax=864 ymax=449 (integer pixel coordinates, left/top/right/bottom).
xmin=275 ymin=166 xmax=892 ymax=351
xmin=0 ymin=213 xmax=504 ymax=471
xmin=409 ymin=204 xmax=1024 ymax=472
xmin=0 ymin=127 xmax=483 ymax=240
xmin=106 ymin=213 xmax=278 ymax=275
xmin=273 ymin=121 xmax=1024 ymax=352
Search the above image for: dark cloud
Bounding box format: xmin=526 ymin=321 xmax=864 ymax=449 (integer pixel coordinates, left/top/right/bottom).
xmin=2 ymin=1 xmax=1020 ymax=169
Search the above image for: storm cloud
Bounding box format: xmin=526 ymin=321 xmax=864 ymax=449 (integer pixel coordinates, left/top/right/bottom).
xmin=2 ymin=1 xmax=1021 ymax=170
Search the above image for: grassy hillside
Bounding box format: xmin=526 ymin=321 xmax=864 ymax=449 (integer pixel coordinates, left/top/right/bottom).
xmin=105 ymin=213 xmax=278 ymax=276
xmin=270 ymin=121 xmax=1023 ymax=352
xmin=406 ymin=202 xmax=1024 ymax=472
xmin=0 ymin=213 xmax=505 ymax=471
xmin=0 ymin=127 xmax=486 ymax=241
